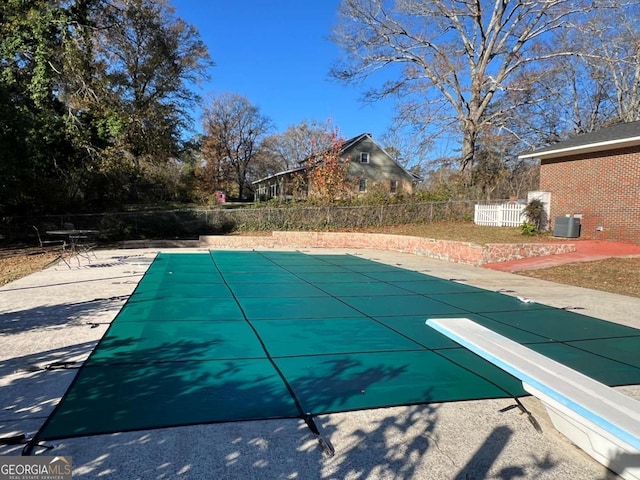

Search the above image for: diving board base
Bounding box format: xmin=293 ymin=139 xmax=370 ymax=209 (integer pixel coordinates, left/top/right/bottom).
xmin=524 ymin=382 xmax=639 ymax=480
xmin=426 ymin=317 xmax=640 ymax=480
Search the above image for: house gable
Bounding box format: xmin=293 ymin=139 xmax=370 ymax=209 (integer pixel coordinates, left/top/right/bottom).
xmin=252 ymin=133 xmax=421 ymax=200
xmin=341 ymin=134 xmax=419 ymax=193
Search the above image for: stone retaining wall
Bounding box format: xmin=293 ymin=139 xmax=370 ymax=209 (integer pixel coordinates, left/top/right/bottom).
xmin=199 ymin=232 xmax=576 ymax=266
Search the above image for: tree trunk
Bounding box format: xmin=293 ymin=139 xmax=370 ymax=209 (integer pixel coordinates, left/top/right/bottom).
xmin=461 ymin=130 xmax=476 ymax=172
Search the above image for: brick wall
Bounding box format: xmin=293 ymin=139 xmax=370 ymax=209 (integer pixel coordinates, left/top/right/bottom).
xmin=199 ymin=232 xmax=576 ymax=266
xmin=540 ymin=146 xmax=640 ymax=244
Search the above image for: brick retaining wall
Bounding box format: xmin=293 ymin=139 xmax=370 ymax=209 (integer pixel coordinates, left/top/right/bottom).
xmin=199 ymin=232 xmax=576 ymax=266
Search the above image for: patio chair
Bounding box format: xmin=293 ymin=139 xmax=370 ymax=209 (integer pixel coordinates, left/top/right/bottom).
xmin=64 ymin=223 xmax=98 ymax=262
xmin=76 ymin=238 xmax=98 ymax=262
xmin=33 ymin=226 xmax=70 ymax=267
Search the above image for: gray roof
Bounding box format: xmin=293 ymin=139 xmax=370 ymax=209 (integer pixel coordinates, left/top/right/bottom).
xmin=251 ymin=166 xmax=305 ymax=185
xmin=299 ymin=132 xmax=370 ymax=165
xmin=519 ymin=121 xmax=640 ymax=160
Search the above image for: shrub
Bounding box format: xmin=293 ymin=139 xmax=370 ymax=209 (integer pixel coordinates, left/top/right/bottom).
xmin=521 ymin=198 xmax=547 ymax=232
xmin=520 ymin=221 xmax=537 ymax=236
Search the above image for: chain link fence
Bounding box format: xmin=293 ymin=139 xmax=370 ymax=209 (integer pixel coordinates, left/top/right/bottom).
xmin=3 ymin=201 xmax=475 ymax=244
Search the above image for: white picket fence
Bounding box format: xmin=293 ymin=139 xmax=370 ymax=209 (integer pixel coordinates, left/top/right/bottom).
xmin=474 ymin=203 xmax=526 ymax=227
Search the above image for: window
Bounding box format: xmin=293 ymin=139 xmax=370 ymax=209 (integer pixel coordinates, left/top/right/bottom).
xmin=390 ymin=180 xmax=398 ymax=194
xmin=360 ymin=152 xmax=370 ymax=163
xmin=359 ymin=178 xmax=367 ymax=192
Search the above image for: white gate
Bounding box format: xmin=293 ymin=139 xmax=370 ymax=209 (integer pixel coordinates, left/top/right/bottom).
xmin=474 ymin=203 xmax=525 ymax=227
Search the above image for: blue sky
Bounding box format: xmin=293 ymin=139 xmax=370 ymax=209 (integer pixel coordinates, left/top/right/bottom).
xmin=171 ymin=0 xmax=397 ymax=141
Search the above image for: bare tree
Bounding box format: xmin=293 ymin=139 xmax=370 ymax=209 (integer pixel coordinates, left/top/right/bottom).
xmin=331 ymin=0 xmax=598 ymax=170
xmin=499 ymin=1 xmax=639 ymax=145
xmin=503 ymin=50 xmax=609 ymax=142
xmin=261 ymin=120 xmax=337 ymax=170
xmin=201 ymin=93 xmax=272 ymax=199
xmin=379 ymin=127 xmax=431 ymax=170
xmin=585 ymin=2 xmax=640 ymax=124
xmin=559 ymin=2 xmax=640 ymax=127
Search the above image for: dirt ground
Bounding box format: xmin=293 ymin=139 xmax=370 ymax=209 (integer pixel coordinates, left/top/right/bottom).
xmin=518 ymin=257 xmax=640 ymax=298
xmin=0 ymin=249 xmax=59 ymax=286
xmin=2 ymin=223 xmax=639 ymax=297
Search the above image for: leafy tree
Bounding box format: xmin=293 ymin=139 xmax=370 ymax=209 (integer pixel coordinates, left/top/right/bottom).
xmin=306 ymin=132 xmax=355 ymax=203
xmin=92 ymin=0 xmax=212 ymax=202
xmin=0 ymin=0 xmax=212 ymax=212
xmin=96 ymin=0 xmax=210 ymax=157
xmin=0 ymin=0 xmax=81 ymax=212
xmin=201 ymin=93 xmax=272 ymax=200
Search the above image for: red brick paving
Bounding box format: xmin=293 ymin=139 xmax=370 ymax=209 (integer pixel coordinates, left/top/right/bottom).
xmin=483 ymin=240 xmax=640 ymax=272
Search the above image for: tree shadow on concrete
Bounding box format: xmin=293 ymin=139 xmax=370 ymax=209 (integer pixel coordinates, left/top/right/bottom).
xmin=0 ymin=297 xmax=614 ymax=479
xmin=6 ymin=335 xmax=586 ymax=479
xmin=0 ymin=297 xmax=126 ymax=336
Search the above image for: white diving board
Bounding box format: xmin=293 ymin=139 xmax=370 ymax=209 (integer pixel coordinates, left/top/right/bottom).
xmin=426 ymin=317 xmax=640 ymax=480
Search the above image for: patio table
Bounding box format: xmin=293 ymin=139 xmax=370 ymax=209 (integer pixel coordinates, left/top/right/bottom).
xmin=46 ymin=229 xmax=99 ymax=264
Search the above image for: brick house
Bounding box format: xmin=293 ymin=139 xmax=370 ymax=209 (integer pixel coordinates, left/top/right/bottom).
xmin=519 ymin=121 xmax=640 ymax=243
xmin=252 ymin=133 xmax=421 ymax=201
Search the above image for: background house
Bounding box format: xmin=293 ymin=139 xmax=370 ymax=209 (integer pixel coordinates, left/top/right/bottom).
xmin=253 ymin=133 xmax=421 ymax=201
xmin=519 ymin=121 xmax=640 ymax=243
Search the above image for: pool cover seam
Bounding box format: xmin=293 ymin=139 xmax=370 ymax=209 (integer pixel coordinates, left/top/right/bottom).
xmin=252 ymin=253 xmax=431 ymax=352
xmin=244 ymin=252 xmax=513 ymax=402
xmin=27 ymin=252 xmax=513 ymax=443
xmin=538 ymin=338 xmax=640 ymax=374
xmin=424 ymin=300 xmax=640 ymax=381
xmin=473 ymin=311 xmax=640 ymax=352
xmin=251 ymin=252 xmax=521 ymax=400
xmin=249 ymin=252 xmax=550 ymax=387
xmin=209 ymin=251 xmax=312 ymax=418
xmin=100 ymin=251 xmax=640 ymax=394
xmin=265 ymin=255 xmax=607 ymax=399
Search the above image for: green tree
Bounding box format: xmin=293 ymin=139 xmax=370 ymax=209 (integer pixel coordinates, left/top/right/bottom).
xmin=91 ymin=0 xmax=212 ymax=202
xmin=0 ymin=0 xmax=80 ymax=212
xmin=0 ymin=0 xmax=212 ymax=213
xmin=306 ymin=132 xmax=354 ymax=204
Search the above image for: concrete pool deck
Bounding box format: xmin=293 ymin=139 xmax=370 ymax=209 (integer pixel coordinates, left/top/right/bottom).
xmin=1 ymin=246 xmax=638 ymax=479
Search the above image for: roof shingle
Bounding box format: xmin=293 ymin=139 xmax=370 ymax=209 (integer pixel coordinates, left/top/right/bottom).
xmin=521 ymin=121 xmax=640 ymax=159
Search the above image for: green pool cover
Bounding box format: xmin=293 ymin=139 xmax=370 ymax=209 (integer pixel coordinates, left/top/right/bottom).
xmin=35 ymin=251 xmax=640 ymax=441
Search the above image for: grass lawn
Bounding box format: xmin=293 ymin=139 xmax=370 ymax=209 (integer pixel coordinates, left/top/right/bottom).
xmin=346 ymin=223 xmax=556 ymax=245
xmin=518 ymin=257 xmax=640 ymax=298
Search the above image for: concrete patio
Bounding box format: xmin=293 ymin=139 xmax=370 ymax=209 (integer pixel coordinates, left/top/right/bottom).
xmin=1 ymin=246 xmax=638 ymax=479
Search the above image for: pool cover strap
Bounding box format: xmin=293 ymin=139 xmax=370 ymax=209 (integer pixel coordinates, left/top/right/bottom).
xmin=498 ymin=398 xmax=542 ymax=433
xmin=210 ymin=253 xmax=336 ymax=456
xmin=304 ymin=415 xmax=335 ymax=457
